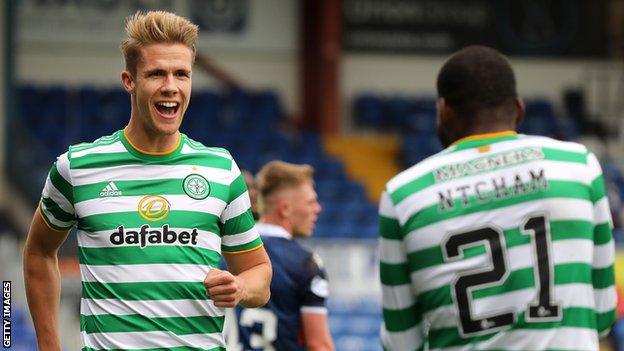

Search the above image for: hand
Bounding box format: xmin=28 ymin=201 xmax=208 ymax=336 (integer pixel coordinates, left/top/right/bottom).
xmin=204 ymin=268 xmax=245 ymax=308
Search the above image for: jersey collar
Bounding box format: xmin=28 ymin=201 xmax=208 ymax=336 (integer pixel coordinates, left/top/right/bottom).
xmin=256 ymin=223 xmax=292 ymax=239
xmin=120 ymin=129 xmax=184 ymax=161
xmin=451 ymin=130 xmax=518 ymax=151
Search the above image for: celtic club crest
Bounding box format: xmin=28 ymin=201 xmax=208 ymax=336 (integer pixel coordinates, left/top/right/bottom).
xmin=183 ymin=174 xmax=210 ymax=200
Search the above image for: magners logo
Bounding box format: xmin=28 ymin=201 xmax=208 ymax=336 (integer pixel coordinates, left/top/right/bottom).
xmin=110 ymin=225 xmax=199 ymax=248
xmin=138 ymin=195 xmax=170 ymax=221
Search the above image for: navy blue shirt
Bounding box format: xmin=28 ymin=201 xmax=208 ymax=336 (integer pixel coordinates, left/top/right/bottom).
xmin=225 ymin=223 xmax=329 ymax=351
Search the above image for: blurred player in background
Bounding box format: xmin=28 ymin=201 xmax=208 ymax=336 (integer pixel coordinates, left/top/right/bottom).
xmin=23 ymin=10 xmax=271 ymax=350
xmin=226 ymin=161 xmax=334 ymax=350
xmin=379 ymin=45 xmax=616 ymax=350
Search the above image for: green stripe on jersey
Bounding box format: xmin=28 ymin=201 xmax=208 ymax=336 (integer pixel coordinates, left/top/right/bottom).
xmin=383 ymin=304 xmax=421 ymax=332
xmin=403 ymin=180 xmax=591 ymax=236
xmin=83 ymin=347 xmax=226 ymax=351
xmin=74 ymin=179 xmax=230 ymax=203
xmin=590 ymin=175 xmax=607 ymax=202
xmin=222 ymin=237 xmax=264 ymax=253
xmin=227 ymin=173 xmax=249 ymax=203
xmin=406 ymin=220 xmax=593 ymax=272
xmin=379 ymin=215 xmax=401 ymax=240
xmin=221 ymin=209 xmax=255 ymax=237
xmin=595 ymin=223 xmax=613 ymax=245
xmin=414 ymin=263 xmax=593 ymax=314
xmin=82 ymin=281 xmax=208 ymax=301
xmin=541 ymin=148 xmax=588 ymax=164
xmin=71 ymin=151 xmax=232 ymax=170
xmin=80 ymin=314 xmax=224 ymax=335
xmin=79 ymin=246 xmax=221 ymax=266
xmin=41 ymin=196 xmax=75 ymax=222
xmin=428 ymin=307 xmax=596 ymax=349
xmin=380 ymin=262 xmax=412 ymax=286
xmin=49 ymin=162 xmax=74 ymax=203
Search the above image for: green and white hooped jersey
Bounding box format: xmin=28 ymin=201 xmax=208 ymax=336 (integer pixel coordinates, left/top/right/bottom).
xmin=379 ymin=132 xmax=617 ymax=351
xmin=39 ymin=130 xmax=262 ymax=351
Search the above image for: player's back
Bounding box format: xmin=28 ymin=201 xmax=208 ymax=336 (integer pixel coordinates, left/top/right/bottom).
xmin=380 ymin=132 xmax=616 ymax=350
xmin=234 ymin=224 xmax=321 ymax=350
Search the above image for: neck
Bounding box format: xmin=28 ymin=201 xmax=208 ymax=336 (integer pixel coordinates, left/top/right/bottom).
xmin=124 ymin=121 xmax=180 ymax=154
xmin=451 ymin=120 xmax=516 ymax=144
xmin=260 ymin=214 xmax=292 ymax=235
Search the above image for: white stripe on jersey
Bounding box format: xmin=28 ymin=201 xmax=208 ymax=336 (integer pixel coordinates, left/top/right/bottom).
xmin=80 ymin=298 xmax=224 ymax=318
xmin=382 ymin=284 xmax=414 ymax=310
xmin=43 ymin=179 xmax=75 ymax=215
xmin=76 ymin=228 xmax=221 ymax=251
xmin=379 ymin=191 xmax=397 ymax=218
xmin=594 ymin=197 xmax=613 ymax=225
xmin=221 ymin=192 xmax=252 ymax=222
xmin=595 ymin=287 xmax=618 ymax=313
xmin=181 ymin=144 xmax=232 ymax=158
xmin=221 ymin=227 xmax=260 ymax=248
xmin=593 ymin=241 xmax=615 ymax=269
xmin=71 ymin=141 xmax=126 ymax=159
xmin=381 ymin=324 xmax=423 ymax=351
xmin=427 ymin=283 xmax=598 ymax=329
xmin=430 ymin=327 xmax=598 ymax=351
xmin=81 ymin=330 xmax=224 ymax=350
xmin=55 ymin=152 xmax=72 ymax=185
xmin=71 ymin=164 xmax=232 ymax=186
xmin=80 ymin=264 xmax=211 ymax=283
xmin=379 ymin=238 xmax=406 ymax=264
xmin=403 ymin=198 xmax=594 ymax=253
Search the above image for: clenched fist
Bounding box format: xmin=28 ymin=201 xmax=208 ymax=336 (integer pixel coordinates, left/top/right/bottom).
xmin=204 ymin=268 xmax=246 ymax=308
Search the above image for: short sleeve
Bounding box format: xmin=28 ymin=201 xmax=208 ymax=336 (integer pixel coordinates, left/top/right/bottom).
xmin=299 ymin=253 xmax=329 ymax=314
xmin=220 ymin=159 xmax=262 ymax=253
xmin=39 ymin=151 xmax=77 ymax=231
xmin=586 ymin=152 xmax=617 ymax=336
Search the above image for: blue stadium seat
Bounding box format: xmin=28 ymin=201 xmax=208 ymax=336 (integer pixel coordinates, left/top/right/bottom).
xmin=354 ymin=94 xmax=384 ymax=128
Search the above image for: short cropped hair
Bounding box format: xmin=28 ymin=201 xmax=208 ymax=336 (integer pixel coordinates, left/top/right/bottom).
xmin=437 ymin=45 xmax=517 ymax=118
xmin=120 ymin=11 xmax=199 ymax=76
xmin=256 ymin=161 xmax=314 ymax=201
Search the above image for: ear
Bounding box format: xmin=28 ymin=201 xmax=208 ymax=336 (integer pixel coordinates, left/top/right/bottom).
xmin=121 ymin=71 xmax=135 ymax=94
xmin=436 ymin=98 xmax=448 ymax=123
xmin=276 ymin=197 xmax=291 ymax=219
xmin=514 ymin=97 xmax=525 ymax=128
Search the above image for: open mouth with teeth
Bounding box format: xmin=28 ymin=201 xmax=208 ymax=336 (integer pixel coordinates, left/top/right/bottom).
xmin=154 ymin=101 xmax=180 ymax=118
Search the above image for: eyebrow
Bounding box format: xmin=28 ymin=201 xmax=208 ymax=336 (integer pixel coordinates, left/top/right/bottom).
xmin=143 ymin=68 xmax=165 ymax=77
xmin=143 ymin=68 xmax=191 ymax=76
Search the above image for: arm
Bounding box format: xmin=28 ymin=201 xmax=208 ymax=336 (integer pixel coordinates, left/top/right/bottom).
xmin=587 ymin=153 xmax=617 ymax=337
xmin=379 ymin=190 xmax=423 ymax=350
xmin=205 ymin=246 xmax=272 ymax=308
xmin=301 ymin=312 xmax=334 ymax=351
xmin=23 ymin=208 xmax=70 ymax=351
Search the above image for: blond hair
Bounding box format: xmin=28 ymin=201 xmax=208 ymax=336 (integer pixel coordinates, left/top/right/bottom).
xmin=255 ymin=161 xmax=314 ymax=212
xmin=120 ymin=11 xmax=199 ymax=75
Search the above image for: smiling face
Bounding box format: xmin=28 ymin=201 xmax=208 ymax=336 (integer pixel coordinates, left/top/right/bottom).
xmin=122 ymin=42 xmax=192 ymax=144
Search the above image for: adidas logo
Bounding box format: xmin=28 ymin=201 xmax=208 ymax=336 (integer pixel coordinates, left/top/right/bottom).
xmin=100 ymin=181 xmax=122 ymax=197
